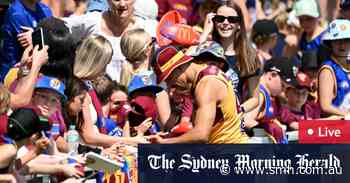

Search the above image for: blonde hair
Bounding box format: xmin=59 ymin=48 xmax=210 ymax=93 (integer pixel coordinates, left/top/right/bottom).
xmin=275 ymin=12 xmax=289 ymax=31
xmin=120 ymin=28 xmax=151 ymax=65
xmin=74 ymin=35 xmax=113 ymax=80
xmin=119 ymin=62 xmax=134 ymax=87
xmin=0 ymin=85 xmax=11 ymax=114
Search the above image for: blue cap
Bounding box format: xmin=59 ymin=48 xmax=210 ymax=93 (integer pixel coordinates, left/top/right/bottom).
xmin=35 ymin=76 xmax=67 ymax=100
xmin=128 ymin=71 xmax=163 ymax=96
xmin=323 ymin=19 xmax=350 ymax=41
xmin=86 ymin=0 xmax=109 ymax=12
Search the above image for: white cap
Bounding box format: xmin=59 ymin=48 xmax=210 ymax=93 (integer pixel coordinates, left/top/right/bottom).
xmin=134 ymin=0 xmax=158 ymax=20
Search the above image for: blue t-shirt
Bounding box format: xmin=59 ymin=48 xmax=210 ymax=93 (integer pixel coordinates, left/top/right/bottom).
xmin=322 ymin=58 xmax=350 ymax=112
xmin=1 ymin=0 xmax=52 ymax=80
xmin=299 ymin=31 xmax=326 ymax=52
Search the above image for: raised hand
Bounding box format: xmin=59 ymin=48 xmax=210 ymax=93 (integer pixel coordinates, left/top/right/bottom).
xmin=17 ymin=26 xmax=34 ymax=48
xmin=31 ymin=45 xmax=49 ymax=70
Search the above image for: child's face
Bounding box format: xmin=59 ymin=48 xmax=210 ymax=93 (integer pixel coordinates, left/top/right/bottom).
xmin=32 ymin=89 xmax=61 ymax=117
xmin=331 ymin=39 xmax=350 ymax=57
xmin=298 ymin=15 xmax=318 ymax=34
xmin=267 ymin=72 xmax=285 ymax=96
xmin=286 ymin=87 xmax=309 ymax=108
xmin=110 ymin=90 xmax=128 ymax=111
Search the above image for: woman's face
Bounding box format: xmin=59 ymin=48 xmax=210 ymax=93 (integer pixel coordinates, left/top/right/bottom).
xmin=108 ymin=0 xmax=134 ymax=19
xmin=331 ymin=39 xmax=350 ymax=58
xmin=68 ymin=92 xmax=86 ymax=115
xmin=214 ymin=6 xmax=240 ymax=39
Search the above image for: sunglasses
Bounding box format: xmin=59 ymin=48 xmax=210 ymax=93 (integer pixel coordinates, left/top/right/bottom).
xmin=212 ymin=15 xmax=241 ymax=24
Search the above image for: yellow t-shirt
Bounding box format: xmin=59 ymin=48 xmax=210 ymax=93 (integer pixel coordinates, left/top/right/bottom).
xmin=194 ymin=67 xmax=248 ymax=144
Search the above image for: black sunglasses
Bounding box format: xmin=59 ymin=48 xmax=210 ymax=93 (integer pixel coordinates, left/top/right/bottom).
xmin=212 ymin=15 xmax=241 ymax=24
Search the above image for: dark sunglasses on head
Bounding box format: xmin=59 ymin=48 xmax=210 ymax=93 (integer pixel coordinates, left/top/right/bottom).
xmin=212 ymin=15 xmax=241 ymax=24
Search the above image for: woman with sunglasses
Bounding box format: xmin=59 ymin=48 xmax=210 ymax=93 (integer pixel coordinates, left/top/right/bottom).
xmin=199 ymin=1 xmax=260 ymax=101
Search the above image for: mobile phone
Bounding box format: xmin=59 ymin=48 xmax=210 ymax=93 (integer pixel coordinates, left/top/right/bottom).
xmin=32 ymin=27 xmax=45 ymax=50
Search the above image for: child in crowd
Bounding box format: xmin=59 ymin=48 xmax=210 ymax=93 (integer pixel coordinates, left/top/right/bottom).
xmin=127 ymin=70 xmax=163 ymax=136
xmin=280 ymin=72 xmax=321 ymax=130
xmin=319 ymin=19 xmax=350 ymax=118
xmin=244 ymin=57 xmax=298 ymax=144
xmin=300 ymin=51 xmax=320 ymax=102
xmin=294 ymin=0 xmax=326 ymax=53
xmin=0 ymin=108 xmax=82 ymax=181
xmin=93 ymin=74 xmax=153 ymax=137
xmin=31 ymin=75 xmax=68 ymax=152
xmin=274 ymin=11 xmax=302 ymax=59
xmin=92 ymin=74 xmax=125 ymax=137
xmin=251 ymin=19 xmax=279 ymax=65
xmin=108 ymin=83 xmax=129 ymax=128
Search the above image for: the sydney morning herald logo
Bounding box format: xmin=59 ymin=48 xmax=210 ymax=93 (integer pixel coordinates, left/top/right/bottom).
xmin=147 ymin=153 xmax=343 ymax=176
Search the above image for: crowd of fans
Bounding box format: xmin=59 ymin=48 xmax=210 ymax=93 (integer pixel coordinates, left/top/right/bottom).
xmin=0 ymin=0 xmax=349 ymax=182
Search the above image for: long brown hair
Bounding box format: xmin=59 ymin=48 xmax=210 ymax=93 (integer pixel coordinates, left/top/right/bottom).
xmin=212 ymin=1 xmax=259 ymax=77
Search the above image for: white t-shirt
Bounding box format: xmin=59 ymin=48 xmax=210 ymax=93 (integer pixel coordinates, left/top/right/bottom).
xmin=63 ymin=12 xmax=157 ymax=82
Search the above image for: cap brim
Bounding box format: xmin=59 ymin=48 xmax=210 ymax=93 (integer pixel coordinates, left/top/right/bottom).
xmin=157 ymin=55 xmax=193 ymax=83
xmin=282 ymin=77 xmax=298 ymax=88
xmin=129 ymin=86 xmax=163 ymax=97
xmin=35 ymin=86 xmax=67 ymax=100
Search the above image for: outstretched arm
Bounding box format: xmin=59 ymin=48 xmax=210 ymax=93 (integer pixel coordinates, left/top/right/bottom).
xmin=150 ymin=78 xmax=226 ymax=143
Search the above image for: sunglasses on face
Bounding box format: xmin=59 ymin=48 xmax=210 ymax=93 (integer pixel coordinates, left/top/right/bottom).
xmin=212 ymin=15 xmax=241 ymax=24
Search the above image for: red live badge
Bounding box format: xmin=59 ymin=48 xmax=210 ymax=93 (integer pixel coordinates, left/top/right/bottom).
xmin=299 ymin=120 xmax=350 ymax=144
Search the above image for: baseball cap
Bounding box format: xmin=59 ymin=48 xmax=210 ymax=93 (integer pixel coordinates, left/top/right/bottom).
xmin=7 ymin=108 xmax=50 ymax=141
xmin=128 ymin=96 xmax=158 ymax=127
xmin=252 ymin=19 xmax=279 ymax=37
xmin=289 ymin=72 xmax=312 ymax=90
xmin=186 ymin=41 xmax=229 ymax=71
xmin=340 ymin=0 xmax=350 ymax=10
xmin=35 ymin=76 xmax=67 ymax=100
xmin=156 ymin=10 xmax=200 ymax=47
xmin=128 ymin=70 xmax=163 ymax=97
xmin=263 ymin=57 xmax=299 ymax=86
xmin=154 ymin=45 xmax=194 ymax=83
xmin=294 ymin=0 xmax=320 ymax=18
